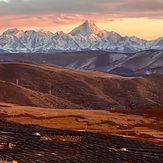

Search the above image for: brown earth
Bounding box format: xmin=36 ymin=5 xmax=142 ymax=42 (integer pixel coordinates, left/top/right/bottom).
xmin=0 ymin=80 xmax=81 ymax=109
xmin=0 ymin=62 xmax=163 ymax=146
xmin=0 ymin=102 xmax=163 ymax=146
xmin=0 ymin=62 xmax=163 ymax=110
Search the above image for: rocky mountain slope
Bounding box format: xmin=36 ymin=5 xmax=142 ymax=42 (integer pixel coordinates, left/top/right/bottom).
xmin=0 ymin=20 xmax=163 ymax=53
xmin=0 ymin=50 xmax=162 ymax=76
xmin=0 ymin=62 xmax=163 ymax=110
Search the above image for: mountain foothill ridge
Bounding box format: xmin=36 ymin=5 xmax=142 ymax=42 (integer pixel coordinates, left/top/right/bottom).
xmin=0 ymin=62 xmax=163 ymax=110
xmin=0 ymin=20 xmax=163 ymax=53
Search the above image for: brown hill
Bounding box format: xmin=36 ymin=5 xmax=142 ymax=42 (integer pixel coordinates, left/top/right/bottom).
xmin=0 ymin=62 xmax=163 ymax=110
xmin=0 ymin=80 xmax=81 ymax=109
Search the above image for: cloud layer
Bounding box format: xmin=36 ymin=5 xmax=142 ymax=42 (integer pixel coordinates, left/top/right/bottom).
xmin=1 ymin=0 xmax=163 ymax=17
xmin=0 ymin=0 xmax=163 ymax=36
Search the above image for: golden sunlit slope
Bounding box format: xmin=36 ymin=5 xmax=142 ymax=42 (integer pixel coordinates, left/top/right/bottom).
xmin=0 ymin=102 xmax=163 ymax=146
xmin=0 ymin=62 xmax=163 ymax=110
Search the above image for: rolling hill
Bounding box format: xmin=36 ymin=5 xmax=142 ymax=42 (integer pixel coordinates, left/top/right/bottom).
xmin=0 ymin=62 xmax=163 ymax=110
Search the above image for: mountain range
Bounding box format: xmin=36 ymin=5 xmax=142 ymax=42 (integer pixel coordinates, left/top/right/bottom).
xmin=0 ymin=20 xmax=163 ymax=53
xmin=0 ymin=50 xmax=162 ymax=76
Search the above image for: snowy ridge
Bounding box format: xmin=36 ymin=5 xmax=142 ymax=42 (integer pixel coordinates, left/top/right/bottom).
xmin=0 ymin=50 xmax=162 ymax=76
xmin=0 ymin=20 xmax=163 ymax=53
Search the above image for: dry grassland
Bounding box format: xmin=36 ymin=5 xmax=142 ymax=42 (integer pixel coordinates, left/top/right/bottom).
xmin=0 ymin=102 xmax=163 ymax=146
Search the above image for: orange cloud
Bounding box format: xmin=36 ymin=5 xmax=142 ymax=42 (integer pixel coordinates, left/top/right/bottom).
xmin=1 ymin=0 xmax=163 ymax=40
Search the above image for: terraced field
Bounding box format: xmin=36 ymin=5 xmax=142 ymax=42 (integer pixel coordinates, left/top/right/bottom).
xmin=0 ymin=119 xmax=163 ymax=163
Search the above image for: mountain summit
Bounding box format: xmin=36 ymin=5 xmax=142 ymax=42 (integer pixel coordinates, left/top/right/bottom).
xmin=70 ymin=19 xmax=101 ymax=36
xmin=0 ymin=20 xmax=163 ymax=53
xmin=2 ymin=28 xmax=24 ymax=39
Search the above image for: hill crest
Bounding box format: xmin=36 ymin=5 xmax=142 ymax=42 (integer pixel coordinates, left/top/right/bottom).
xmin=0 ymin=62 xmax=163 ymax=110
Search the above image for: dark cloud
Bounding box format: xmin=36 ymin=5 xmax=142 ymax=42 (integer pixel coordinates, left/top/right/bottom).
xmin=0 ymin=0 xmax=163 ymax=19
xmin=0 ymin=0 xmax=163 ymax=33
xmin=119 ymin=0 xmax=163 ymax=12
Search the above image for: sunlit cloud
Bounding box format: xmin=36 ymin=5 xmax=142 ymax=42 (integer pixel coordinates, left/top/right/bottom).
xmin=0 ymin=0 xmax=163 ymax=39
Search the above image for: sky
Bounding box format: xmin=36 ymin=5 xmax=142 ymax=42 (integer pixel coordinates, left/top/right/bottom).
xmin=0 ymin=0 xmax=163 ymax=40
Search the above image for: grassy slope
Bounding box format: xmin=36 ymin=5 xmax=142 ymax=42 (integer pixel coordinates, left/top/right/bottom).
xmin=0 ymin=62 xmax=163 ymax=110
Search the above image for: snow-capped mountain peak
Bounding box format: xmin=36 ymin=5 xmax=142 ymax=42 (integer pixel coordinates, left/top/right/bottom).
xmin=37 ymin=29 xmax=53 ymax=35
xmin=3 ymin=28 xmax=19 ymax=36
xmin=84 ymin=19 xmax=101 ymax=34
xmin=70 ymin=19 xmax=101 ymax=37
xmin=0 ymin=20 xmax=163 ymax=53
xmin=2 ymin=28 xmax=24 ymax=39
